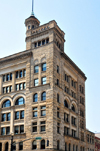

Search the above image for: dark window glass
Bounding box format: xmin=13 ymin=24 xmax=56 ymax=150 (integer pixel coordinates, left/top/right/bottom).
xmin=23 ymin=69 xmax=26 ymax=77
xmin=15 ymin=126 xmax=19 ymax=134
xmin=10 ymin=73 xmax=12 ymax=80
xmin=2 ymin=114 xmax=6 ymax=121
xmin=13 ymin=142 xmax=16 ymax=150
xmin=16 ymin=71 xmax=19 ymax=79
xmin=57 ymin=141 xmax=59 ymax=150
xmin=15 ymin=112 xmax=19 ymax=120
xmin=20 ymin=125 xmax=24 ymax=133
xmin=1 ymin=127 xmax=5 ymax=135
xmin=19 ymin=70 xmax=23 ymax=78
xmin=38 ymin=41 xmax=41 ymax=46
xmin=3 ymin=75 xmax=6 ymax=82
xmin=7 ymin=113 xmax=10 ymax=121
xmin=32 ymin=123 xmax=37 ymax=132
xmin=42 ymin=63 xmax=46 ymax=71
xmin=46 ymin=38 xmax=49 ymax=44
xmin=65 ymin=143 xmax=67 ymax=151
xmin=41 ymin=92 xmax=46 ymax=101
xmin=20 ymin=111 xmax=24 ymax=119
xmin=57 ymin=79 xmax=59 ymax=86
xmin=72 ymin=105 xmax=75 ymax=112
xmin=2 ymin=100 xmax=11 ymax=108
xmin=32 ymin=25 xmax=34 ymax=29
xmin=19 ymin=142 xmax=23 ymax=150
xmin=33 ymin=93 xmax=38 ymax=102
xmin=28 ymin=25 xmax=30 ymax=29
xmin=41 ymin=140 xmax=45 ymax=149
xmin=32 ymin=141 xmax=37 ymax=150
xmin=57 ymin=66 xmax=59 ymax=73
xmin=35 ymin=43 xmax=37 ymax=47
xmin=64 ymin=100 xmax=68 ymax=108
xmin=15 ymin=97 xmax=25 ymax=105
xmin=6 ymin=74 xmax=10 ymax=81
xmin=5 ymin=142 xmax=9 ymax=151
xmin=6 ymin=127 xmax=10 ymax=135
xmin=19 ymin=83 xmax=23 ymax=90
xmin=42 ymin=40 xmax=45 ymax=45
xmin=34 ymin=65 xmax=39 ymax=73
xmin=0 ymin=143 xmax=2 ymax=151
xmin=57 ymin=94 xmax=59 ymax=102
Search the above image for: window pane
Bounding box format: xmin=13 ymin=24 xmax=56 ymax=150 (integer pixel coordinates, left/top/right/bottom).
xmin=20 ymin=70 xmax=23 ymax=78
xmin=23 ymin=69 xmax=26 ymax=77
xmin=15 ymin=97 xmax=25 ymax=105
xmin=34 ymin=66 xmax=39 ymax=73
xmin=41 ymin=110 xmax=46 ymax=116
xmin=41 ymin=126 xmax=45 ymax=132
xmin=6 ymin=127 xmax=10 ymax=135
xmin=33 ymin=111 xmax=37 ymax=117
xmin=2 ymin=114 xmax=6 ymax=121
xmin=41 ymin=92 xmax=46 ymax=101
xmin=7 ymin=113 xmax=10 ymax=121
xmin=42 ymin=63 xmax=46 ymax=71
xmin=2 ymin=100 xmax=11 ymax=108
xmin=33 ymin=94 xmax=38 ymax=102
xmin=20 ymin=111 xmax=24 ymax=119
xmin=19 ymin=142 xmax=23 ymax=150
xmin=15 ymin=112 xmax=19 ymax=120
xmin=1 ymin=128 xmax=5 ymax=135
xmin=34 ymin=79 xmax=38 ymax=86
xmin=20 ymin=125 xmax=24 ymax=133
xmin=15 ymin=126 xmax=19 ymax=134
xmin=42 ymin=77 xmax=46 ymax=85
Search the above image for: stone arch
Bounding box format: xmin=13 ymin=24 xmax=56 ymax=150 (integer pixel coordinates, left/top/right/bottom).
xmin=13 ymin=93 xmax=26 ymax=106
xmin=0 ymin=96 xmax=12 ymax=108
xmin=64 ymin=96 xmax=71 ymax=108
xmin=34 ymin=59 xmax=39 ymax=65
xmin=41 ymin=57 xmax=46 ymax=63
xmin=71 ymin=101 xmax=77 ymax=113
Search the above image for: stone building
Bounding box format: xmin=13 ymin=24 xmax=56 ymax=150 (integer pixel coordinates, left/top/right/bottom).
xmin=0 ymin=11 xmax=95 ymax=151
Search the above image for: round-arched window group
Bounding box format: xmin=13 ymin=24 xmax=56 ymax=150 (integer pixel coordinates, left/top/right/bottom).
xmin=2 ymin=97 xmax=25 ymax=108
xmin=64 ymin=99 xmax=77 ymax=113
xmin=33 ymin=92 xmax=46 ymax=102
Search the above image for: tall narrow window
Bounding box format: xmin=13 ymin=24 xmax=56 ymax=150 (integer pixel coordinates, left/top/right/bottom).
xmin=5 ymin=142 xmax=9 ymax=151
xmin=20 ymin=125 xmax=24 ymax=133
xmin=57 ymin=140 xmax=59 ymax=150
xmin=57 ymin=66 xmax=59 ymax=73
xmin=57 ymin=79 xmax=59 ymax=86
xmin=19 ymin=142 xmax=23 ymax=150
xmin=32 ymin=140 xmax=37 ymax=150
xmin=32 ymin=122 xmax=37 ymax=132
xmin=42 ymin=63 xmax=46 ymax=71
xmin=41 ymin=106 xmax=46 ymax=116
xmin=0 ymin=143 xmax=2 ymax=151
xmin=33 ymin=93 xmax=38 ymax=102
xmin=2 ymin=114 xmax=6 ymax=121
xmin=33 ymin=107 xmax=38 ymax=117
xmin=6 ymin=127 xmax=10 ymax=135
xmin=1 ymin=127 xmax=5 ymax=135
xmin=34 ymin=79 xmax=39 ymax=86
xmin=41 ymin=77 xmax=46 ymax=85
xmin=57 ymin=94 xmax=59 ymax=103
xmin=41 ymin=92 xmax=46 ymax=101
xmin=20 ymin=111 xmax=24 ymax=119
xmin=7 ymin=113 xmax=10 ymax=121
xmin=41 ymin=140 xmax=45 ymax=149
xmin=46 ymin=38 xmax=49 ymax=44
xmin=40 ymin=121 xmax=46 ymax=132
xmin=34 ymin=65 xmax=39 ymax=73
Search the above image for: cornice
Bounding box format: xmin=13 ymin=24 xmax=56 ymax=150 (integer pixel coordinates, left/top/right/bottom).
xmin=61 ymin=52 xmax=87 ymax=80
xmin=0 ymin=50 xmax=32 ymax=64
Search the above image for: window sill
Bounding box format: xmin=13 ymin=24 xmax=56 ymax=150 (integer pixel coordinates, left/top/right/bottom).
xmin=32 ymin=132 xmax=38 ymax=134
xmin=16 ymin=77 xmax=26 ymax=81
xmin=40 ymin=116 xmax=46 ymax=118
xmin=14 ymin=133 xmax=26 ymax=136
xmin=1 ymin=121 xmax=10 ymax=123
xmin=40 ymin=131 xmax=46 ymax=134
xmin=32 ymin=117 xmax=38 ymax=119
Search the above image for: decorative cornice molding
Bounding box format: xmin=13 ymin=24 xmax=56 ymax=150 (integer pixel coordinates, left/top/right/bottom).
xmin=0 ymin=50 xmax=32 ymax=64
xmin=61 ymin=52 xmax=87 ymax=80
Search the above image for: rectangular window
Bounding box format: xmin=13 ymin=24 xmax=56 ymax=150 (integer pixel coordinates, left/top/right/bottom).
xmin=40 ymin=121 xmax=46 ymax=132
xmin=10 ymin=86 xmax=12 ymax=92
xmin=57 ymin=123 xmax=60 ymax=133
xmin=57 ymin=66 xmax=59 ymax=73
xmin=34 ymin=65 xmax=39 ymax=73
xmin=23 ymin=83 xmax=26 ymax=89
xmin=42 ymin=77 xmax=46 ymax=85
xmin=64 ymin=113 xmax=69 ymax=123
xmin=38 ymin=41 xmax=41 ymax=46
xmin=42 ymin=40 xmax=45 ymax=45
xmin=2 ymin=114 xmax=6 ymax=122
xmin=34 ymin=79 xmax=39 ymax=86
xmin=41 ymin=106 xmax=46 ymax=116
xmin=1 ymin=127 xmax=5 ymax=135
xmin=16 ymin=71 xmax=19 ymax=79
xmin=7 ymin=113 xmax=10 ymax=121
xmin=46 ymin=38 xmax=49 ymax=44
xmin=57 ymin=79 xmax=59 ymax=86
xmin=3 ymin=75 xmax=6 ymax=82
xmin=19 ymin=70 xmax=23 ymax=78
xmin=72 ymin=129 xmax=76 ymax=138
xmin=20 ymin=125 xmax=24 ymax=133
xmin=3 ymin=87 xmax=6 ymax=93
xmin=32 ymin=122 xmax=37 ymax=132
xmin=15 ymin=126 xmax=19 ymax=134
xmin=20 ymin=111 xmax=24 ymax=119
xmin=15 ymin=112 xmax=19 ymax=120
xmin=33 ymin=107 xmax=38 ymax=117
xmin=10 ymin=73 xmax=12 ymax=80
xmin=19 ymin=83 xmax=23 ymax=90
xmin=35 ymin=43 xmax=37 ymax=47
xmin=42 ymin=63 xmax=46 ymax=71
xmin=6 ymin=87 xmax=9 ymax=93
xmin=6 ymin=74 xmax=10 ymax=81
xmin=23 ymin=69 xmax=26 ymax=77
xmin=19 ymin=142 xmax=23 ymax=150
xmin=16 ymin=84 xmax=19 ymax=91
xmin=57 ymin=108 xmax=60 ymax=118
xmin=6 ymin=127 xmax=10 ymax=135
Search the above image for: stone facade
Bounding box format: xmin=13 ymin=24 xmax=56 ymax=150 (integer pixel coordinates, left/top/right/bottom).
xmin=0 ymin=14 xmax=95 ymax=151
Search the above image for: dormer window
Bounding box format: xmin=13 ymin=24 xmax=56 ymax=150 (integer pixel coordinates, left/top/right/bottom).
xmin=32 ymin=25 xmax=34 ymax=29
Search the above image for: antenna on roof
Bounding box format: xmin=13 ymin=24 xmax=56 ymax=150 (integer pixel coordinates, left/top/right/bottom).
xmin=31 ymin=0 xmax=34 ymax=16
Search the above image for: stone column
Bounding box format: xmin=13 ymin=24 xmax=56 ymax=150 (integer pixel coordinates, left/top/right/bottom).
xmin=10 ymin=107 xmax=14 ymax=134
xmin=12 ymin=72 xmax=15 ymax=92
xmin=0 ymin=75 xmax=2 ymax=95
xmin=39 ymin=64 xmax=41 ymax=85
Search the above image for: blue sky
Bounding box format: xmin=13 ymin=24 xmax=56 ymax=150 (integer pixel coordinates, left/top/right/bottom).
xmin=0 ymin=0 xmax=100 ymax=133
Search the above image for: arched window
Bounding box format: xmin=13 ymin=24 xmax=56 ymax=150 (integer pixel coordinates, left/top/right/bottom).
xmin=0 ymin=143 xmax=2 ymax=151
xmin=32 ymin=140 xmax=37 ymax=150
xmin=33 ymin=94 xmax=38 ymax=102
xmin=5 ymin=142 xmax=9 ymax=151
xmin=72 ymin=104 xmax=75 ymax=112
xmin=41 ymin=140 xmax=45 ymax=149
xmin=57 ymin=140 xmax=60 ymax=150
xmin=15 ymin=97 xmax=25 ymax=105
xmin=2 ymin=100 xmax=11 ymax=108
xmin=41 ymin=92 xmax=46 ymax=101
xmin=64 ymin=100 xmax=68 ymax=108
